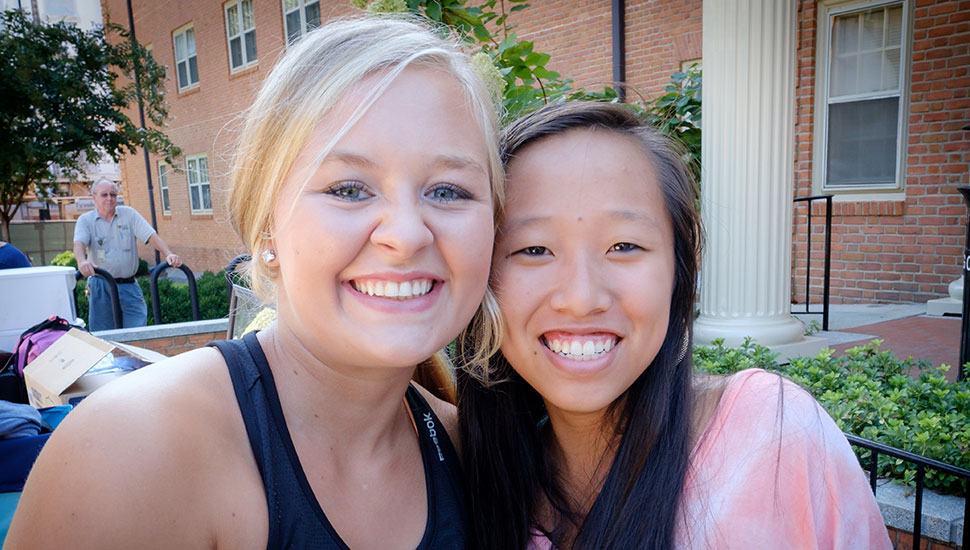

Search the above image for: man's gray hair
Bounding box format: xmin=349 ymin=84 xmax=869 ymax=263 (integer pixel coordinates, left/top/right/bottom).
xmin=90 ymin=179 xmax=119 ymax=194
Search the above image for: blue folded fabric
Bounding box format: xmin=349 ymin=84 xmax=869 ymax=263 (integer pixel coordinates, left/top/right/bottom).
xmin=0 ymin=401 xmax=41 ymax=439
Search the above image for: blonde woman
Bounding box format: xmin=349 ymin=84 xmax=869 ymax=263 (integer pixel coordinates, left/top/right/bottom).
xmin=8 ymin=17 xmax=502 ymax=549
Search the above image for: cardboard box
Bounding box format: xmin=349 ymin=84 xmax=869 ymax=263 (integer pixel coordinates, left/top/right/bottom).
xmin=23 ymin=329 xmax=167 ymax=408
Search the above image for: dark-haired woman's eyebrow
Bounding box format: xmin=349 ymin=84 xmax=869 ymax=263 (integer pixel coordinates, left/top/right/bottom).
xmin=501 ymin=215 xmax=551 ymax=235
xmin=609 ymin=209 xmax=665 ymax=231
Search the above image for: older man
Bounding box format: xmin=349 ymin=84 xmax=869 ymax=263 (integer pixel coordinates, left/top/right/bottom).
xmin=73 ymin=179 xmax=181 ymax=331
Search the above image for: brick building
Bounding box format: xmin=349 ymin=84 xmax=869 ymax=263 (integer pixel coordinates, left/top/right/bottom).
xmin=509 ymin=0 xmax=968 ymax=305
xmin=109 ymin=0 xmax=967 ymax=304
xmin=102 ymin=0 xmax=355 ymax=272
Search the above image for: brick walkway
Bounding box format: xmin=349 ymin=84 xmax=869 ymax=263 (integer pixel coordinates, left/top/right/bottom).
xmin=829 ymin=315 xmax=963 ymax=382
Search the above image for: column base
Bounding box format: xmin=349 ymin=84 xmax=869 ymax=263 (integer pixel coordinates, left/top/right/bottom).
xmin=694 ymin=314 xmax=806 ymax=347
xmin=694 ymin=315 xmax=827 ymax=364
xmin=767 ymin=336 xmax=827 ymax=365
xmin=926 ymin=278 xmax=963 ymax=316
xmin=926 ymin=298 xmax=961 ymax=317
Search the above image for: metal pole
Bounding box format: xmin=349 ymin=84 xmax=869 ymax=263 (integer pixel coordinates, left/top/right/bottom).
xmin=958 ymin=185 xmax=970 ymax=381
xmin=125 ymin=0 xmax=160 ymax=265
xmin=611 ymin=0 xmax=626 ymax=102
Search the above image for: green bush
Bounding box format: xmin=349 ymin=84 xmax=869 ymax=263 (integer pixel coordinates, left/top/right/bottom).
xmin=50 ymin=250 xmax=77 ymax=269
xmin=76 ymin=270 xmax=228 ymax=327
xmin=142 ymin=270 xmax=228 ymax=325
xmin=694 ymin=338 xmax=970 ymax=495
xmin=644 ymin=65 xmax=702 ymax=188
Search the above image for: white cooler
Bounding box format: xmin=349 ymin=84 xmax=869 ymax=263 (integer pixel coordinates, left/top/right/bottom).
xmin=0 ymin=266 xmax=77 ymax=352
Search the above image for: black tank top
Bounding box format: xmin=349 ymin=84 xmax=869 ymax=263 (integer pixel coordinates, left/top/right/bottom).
xmin=209 ymin=332 xmax=468 ymax=549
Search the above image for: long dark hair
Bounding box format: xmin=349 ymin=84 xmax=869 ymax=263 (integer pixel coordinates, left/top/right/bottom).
xmin=458 ymin=101 xmax=702 ymax=549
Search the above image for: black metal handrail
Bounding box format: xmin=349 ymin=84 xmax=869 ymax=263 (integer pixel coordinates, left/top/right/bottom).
xmin=224 ymin=254 xmax=251 ymax=339
xmin=846 ymin=433 xmax=969 ymax=548
xmin=957 ymin=186 xmax=968 ymax=382
xmin=792 ymin=195 xmax=833 ymax=331
xmin=148 ymin=262 xmax=199 ymax=325
xmin=224 ymin=254 xmax=251 ymax=304
xmin=75 ymin=268 xmax=123 ymax=330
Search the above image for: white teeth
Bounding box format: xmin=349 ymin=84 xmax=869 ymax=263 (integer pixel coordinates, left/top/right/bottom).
xmin=545 ymin=336 xmax=618 ymax=361
xmin=352 ymin=279 xmax=434 ymax=300
xmin=569 ymin=341 xmax=582 ymax=356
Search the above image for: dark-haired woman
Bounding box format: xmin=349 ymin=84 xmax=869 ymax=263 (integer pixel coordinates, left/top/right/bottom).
xmin=458 ymin=102 xmax=891 ymax=549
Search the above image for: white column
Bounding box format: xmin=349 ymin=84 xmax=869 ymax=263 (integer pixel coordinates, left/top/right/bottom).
xmin=695 ymin=0 xmax=823 ymax=358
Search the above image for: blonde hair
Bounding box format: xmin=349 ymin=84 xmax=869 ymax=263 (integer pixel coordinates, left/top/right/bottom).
xmin=227 ymin=15 xmax=504 ymax=402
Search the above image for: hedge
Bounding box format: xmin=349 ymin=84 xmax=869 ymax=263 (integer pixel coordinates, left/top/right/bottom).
xmin=74 ymin=270 xmax=229 ymax=326
xmin=694 ymin=338 xmax=970 ymax=496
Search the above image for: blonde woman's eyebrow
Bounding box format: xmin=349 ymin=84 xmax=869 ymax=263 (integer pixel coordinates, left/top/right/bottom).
xmin=324 ymin=150 xmax=377 ymax=169
xmin=324 ymin=150 xmax=486 ymax=176
xmin=432 ymin=154 xmax=488 ymax=176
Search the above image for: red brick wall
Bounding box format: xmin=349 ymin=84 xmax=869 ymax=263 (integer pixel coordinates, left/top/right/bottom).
xmin=509 ymin=0 xmax=702 ymax=99
xmin=792 ymin=0 xmax=969 ymax=304
xmin=103 ymin=0 xmax=354 ymax=273
xmin=886 ymin=526 xmax=959 ymax=550
xmin=125 ymin=330 xmax=224 ymax=356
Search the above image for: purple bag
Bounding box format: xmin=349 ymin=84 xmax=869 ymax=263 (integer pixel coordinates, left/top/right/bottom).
xmin=7 ymin=316 xmax=73 ymax=376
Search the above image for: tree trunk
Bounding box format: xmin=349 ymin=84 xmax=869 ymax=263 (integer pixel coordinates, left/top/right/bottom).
xmin=1 ymin=214 xmax=11 ymax=243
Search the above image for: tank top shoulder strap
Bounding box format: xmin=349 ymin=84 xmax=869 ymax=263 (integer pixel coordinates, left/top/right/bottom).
xmin=207 ymin=333 xmax=269 ymax=479
xmin=404 ymin=385 xmax=460 ymax=466
xmin=404 ymin=385 xmax=468 ymax=548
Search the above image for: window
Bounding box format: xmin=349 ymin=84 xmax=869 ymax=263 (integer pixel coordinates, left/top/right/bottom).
xmin=186 ymin=154 xmax=211 ymax=213
xmin=158 ymin=162 xmax=170 ymax=214
xmin=225 ymin=0 xmax=257 ymax=70
xmin=282 ymin=0 xmax=320 ymax=45
xmin=173 ymin=25 xmax=199 ymax=90
xmin=816 ymin=1 xmax=907 ymax=191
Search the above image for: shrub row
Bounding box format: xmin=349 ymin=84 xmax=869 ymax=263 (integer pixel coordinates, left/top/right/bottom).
xmin=74 ymin=270 xmax=229 ymax=326
xmin=694 ymin=339 xmax=970 ymax=495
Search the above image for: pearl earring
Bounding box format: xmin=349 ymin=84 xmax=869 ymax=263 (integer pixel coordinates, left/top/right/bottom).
xmin=260 ymin=249 xmax=276 ymax=264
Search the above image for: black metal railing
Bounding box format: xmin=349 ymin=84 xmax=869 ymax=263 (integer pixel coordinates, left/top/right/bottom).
xmin=148 ymin=262 xmax=199 ymax=325
xmin=224 ymin=254 xmax=251 ymax=339
xmin=846 ymin=433 xmax=969 ymax=548
xmin=74 ymin=268 xmax=123 ymax=330
xmin=957 ymin=186 xmax=969 ymax=382
xmin=792 ymin=195 xmax=833 ymax=331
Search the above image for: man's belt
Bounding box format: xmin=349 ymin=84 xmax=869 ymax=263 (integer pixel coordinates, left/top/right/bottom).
xmin=114 ymin=277 xmax=135 ymax=284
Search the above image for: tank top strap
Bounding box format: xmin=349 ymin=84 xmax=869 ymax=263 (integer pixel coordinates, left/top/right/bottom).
xmin=207 ymin=333 xmax=268 ymax=479
xmin=404 ymin=385 xmax=468 ymax=548
xmin=404 ymin=385 xmax=459 ymax=466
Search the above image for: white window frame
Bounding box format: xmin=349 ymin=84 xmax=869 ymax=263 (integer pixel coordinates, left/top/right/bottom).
xmin=225 ymin=0 xmax=257 ymax=72
xmin=185 ymin=154 xmax=212 ymax=214
xmin=813 ymin=0 xmax=910 ymax=197
xmin=173 ymin=24 xmax=200 ymax=91
xmin=282 ymin=0 xmax=320 ymax=45
xmin=158 ymin=162 xmax=171 ymax=215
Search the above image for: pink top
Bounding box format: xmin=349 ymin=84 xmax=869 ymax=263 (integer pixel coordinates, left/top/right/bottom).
xmin=530 ymin=369 xmax=892 ymax=549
